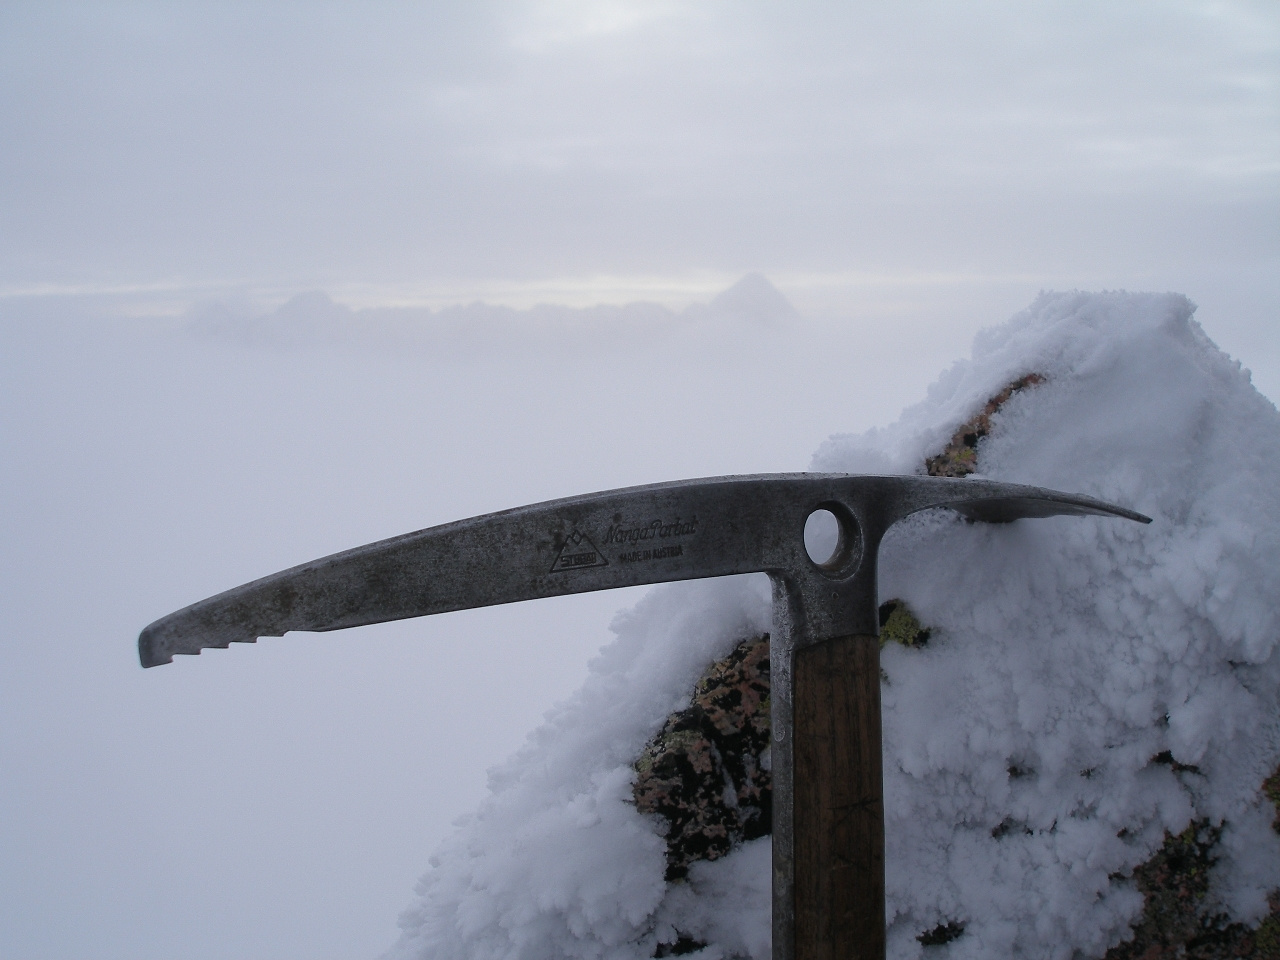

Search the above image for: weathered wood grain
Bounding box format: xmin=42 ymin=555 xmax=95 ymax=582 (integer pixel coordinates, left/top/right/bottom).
xmin=793 ymin=634 xmax=885 ymax=960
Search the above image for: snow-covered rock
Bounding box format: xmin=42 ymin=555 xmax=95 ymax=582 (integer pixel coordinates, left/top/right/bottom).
xmin=386 ymin=291 xmax=1280 ymax=960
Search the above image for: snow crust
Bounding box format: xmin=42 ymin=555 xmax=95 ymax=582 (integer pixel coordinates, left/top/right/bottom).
xmin=386 ymin=291 xmax=1280 ymax=959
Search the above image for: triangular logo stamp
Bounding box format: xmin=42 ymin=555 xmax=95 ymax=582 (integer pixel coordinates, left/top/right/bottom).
xmin=550 ymin=530 xmax=608 ymax=572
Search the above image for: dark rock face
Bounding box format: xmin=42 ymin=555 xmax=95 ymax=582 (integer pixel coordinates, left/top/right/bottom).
xmin=633 ymin=634 xmax=772 ymax=881
xmin=653 ymin=935 xmax=709 ymax=957
xmin=1103 ymin=820 xmax=1280 ymax=960
xmin=917 ymin=920 xmax=965 ymax=946
xmin=1266 ymin=768 xmax=1280 ymax=834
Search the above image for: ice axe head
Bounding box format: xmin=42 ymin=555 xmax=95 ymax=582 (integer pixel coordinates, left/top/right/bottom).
xmin=139 ymin=472 xmax=1149 ymax=667
xmin=138 ymin=472 xmax=1149 ymax=960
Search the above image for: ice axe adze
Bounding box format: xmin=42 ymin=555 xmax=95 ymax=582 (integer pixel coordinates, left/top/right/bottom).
xmin=139 ymin=473 xmax=1149 ymax=960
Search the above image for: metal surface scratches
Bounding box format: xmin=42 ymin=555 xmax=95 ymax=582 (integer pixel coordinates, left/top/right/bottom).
xmin=138 ymin=472 xmax=1150 ymax=960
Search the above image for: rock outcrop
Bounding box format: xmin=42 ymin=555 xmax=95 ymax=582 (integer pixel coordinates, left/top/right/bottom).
xmin=632 ymin=373 xmax=1280 ymax=958
xmin=634 ymin=634 xmax=772 ymax=881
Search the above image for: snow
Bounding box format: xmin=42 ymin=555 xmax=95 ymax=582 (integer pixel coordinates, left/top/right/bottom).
xmin=385 ymin=291 xmax=1280 ymax=959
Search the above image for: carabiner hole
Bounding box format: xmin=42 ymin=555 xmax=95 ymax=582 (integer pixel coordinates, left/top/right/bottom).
xmin=804 ymin=508 xmax=842 ymax=566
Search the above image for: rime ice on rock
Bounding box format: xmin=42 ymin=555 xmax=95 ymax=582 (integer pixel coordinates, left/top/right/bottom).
xmin=386 ymin=291 xmax=1280 ymax=960
xmin=924 ymin=373 xmax=1044 ymax=478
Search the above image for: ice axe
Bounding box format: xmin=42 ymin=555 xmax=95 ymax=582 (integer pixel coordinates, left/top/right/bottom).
xmin=139 ymin=473 xmax=1149 ymax=960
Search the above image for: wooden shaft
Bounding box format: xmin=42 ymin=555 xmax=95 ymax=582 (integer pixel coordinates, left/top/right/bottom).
xmin=792 ymin=633 xmax=885 ymax=960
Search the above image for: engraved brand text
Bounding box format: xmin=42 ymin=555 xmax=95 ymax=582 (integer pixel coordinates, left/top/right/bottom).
xmin=602 ymin=517 xmax=699 ymax=546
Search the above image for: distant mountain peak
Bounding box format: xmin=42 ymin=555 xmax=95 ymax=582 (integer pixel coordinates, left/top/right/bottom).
xmin=706 ymin=273 xmax=799 ymax=326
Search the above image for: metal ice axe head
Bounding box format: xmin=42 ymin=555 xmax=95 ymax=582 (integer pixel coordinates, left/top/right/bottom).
xmin=139 ymin=473 xmax=1149 ymax=960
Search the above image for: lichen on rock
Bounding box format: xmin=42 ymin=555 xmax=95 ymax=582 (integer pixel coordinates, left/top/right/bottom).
xmin=633 ymin=633 xmax=772 ymax=881
xmin=878 ymin=598 xmax=930 ymax=648
xmin=1102 ymin=765 xmax=1280 ymax=960
xmin=925 ymin=372 xmax=1044 ymax=477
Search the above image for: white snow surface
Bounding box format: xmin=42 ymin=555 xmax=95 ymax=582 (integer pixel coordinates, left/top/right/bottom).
xmin=386 ymin=291 xmax=1280 ymax=959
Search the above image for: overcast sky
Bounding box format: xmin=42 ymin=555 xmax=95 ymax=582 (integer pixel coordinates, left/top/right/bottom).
xmin=2 ymin=2 xmax=1276 ymax=314
xmin=1 ymin=4 xmax=1277 ymax=959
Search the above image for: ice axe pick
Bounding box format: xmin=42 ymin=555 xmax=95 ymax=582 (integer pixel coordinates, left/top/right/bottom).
xmin=139 ymin=473 xmax=1149 ymax=960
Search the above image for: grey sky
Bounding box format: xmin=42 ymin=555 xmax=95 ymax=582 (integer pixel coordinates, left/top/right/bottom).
xmin=2 ymin=2 xmax=1275 ymax=300
xmin=1 ymin=4 xmax=1276 ymax=959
